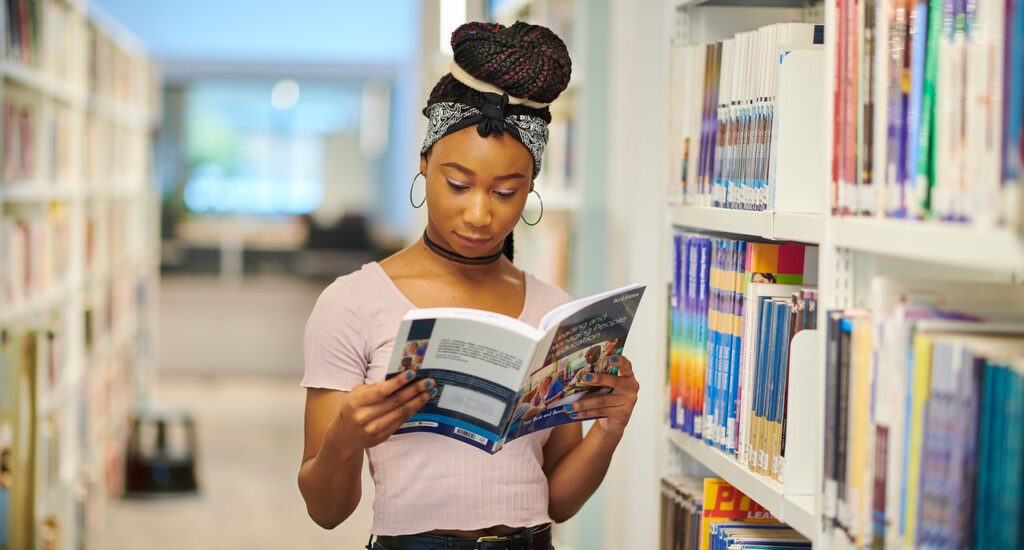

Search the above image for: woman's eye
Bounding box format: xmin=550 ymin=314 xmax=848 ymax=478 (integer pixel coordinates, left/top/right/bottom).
xmin=494 ymin=190 xmax=516 ymax=199
xmin=446 ymin=180 xmax=469 ymax=192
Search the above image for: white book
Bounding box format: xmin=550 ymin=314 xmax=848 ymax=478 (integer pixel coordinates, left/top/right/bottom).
xmin=769 ymin=45 xmax=826 ymax=213
xmin=384 ymin=284 xmax=645 ymax=454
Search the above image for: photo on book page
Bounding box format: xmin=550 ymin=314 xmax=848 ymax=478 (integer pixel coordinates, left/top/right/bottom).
xmin=397 ymin=319 xmax=434 ymax=373
xmin=505 ymin=287 xmax=643 ymax=439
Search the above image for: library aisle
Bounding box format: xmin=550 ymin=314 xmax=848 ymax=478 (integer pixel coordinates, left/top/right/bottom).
xmin=92 ymin=373 xmax=375 ymax=549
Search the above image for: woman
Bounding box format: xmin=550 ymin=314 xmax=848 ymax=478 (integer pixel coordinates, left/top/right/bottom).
xmin=298 ymin=21 xmax=639 ymax=550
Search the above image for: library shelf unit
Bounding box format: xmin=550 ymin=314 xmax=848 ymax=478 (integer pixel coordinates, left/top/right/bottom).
xmin=668 ymin=204 xmax=823 ymax=244
xmin=660 ymin=0 xmax=1024 ymax=548
xmin=0 ymin=0 xmax=160 ymax=548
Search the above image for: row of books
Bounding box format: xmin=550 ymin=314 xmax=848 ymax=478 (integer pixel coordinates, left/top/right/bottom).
xmin=44 ymin=0 xmax=87 ymax=87
xmin=660 ymin=476 xmax=811 ymax=550
xmin=85 ymin=117 xmax=149 ymax=187
xmin=1 ymin=284 xmax=151 ymax=549
xmin=668 ymin=22 xmax=825 ymax=212
xmin=0 ymin=207 xmax=72 ymax=311
xmin=88 ymin=25 xmax=156 ymax=111
xmin=832 ymin=0 xmax=1024 ymax=228
xmin=823 ymin=277 xmax=1024 ymax=548
xmin=3 ymin=95 xmax=37 ymax=185
xmin=5 ymin=0 xmax=40 ymax=67
xmin=3 ymin=93 xmax=78 ymax=188
xmin=667 ymin=231 xmax=817 ymax=478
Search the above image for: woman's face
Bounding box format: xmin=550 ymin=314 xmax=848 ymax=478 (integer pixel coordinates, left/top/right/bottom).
xmin=420 ymin=126 xmax=534 ymax=258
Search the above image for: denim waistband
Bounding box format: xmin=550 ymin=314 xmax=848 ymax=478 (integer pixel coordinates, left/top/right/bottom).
xmin=368 ymin=523 xmax=553 ymax=550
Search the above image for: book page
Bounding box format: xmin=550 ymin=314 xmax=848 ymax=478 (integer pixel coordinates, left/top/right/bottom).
xmin=505 ymin=285 xmax=646 ymax=442
xmin=385 ymin=313 xmax=539 ymax=454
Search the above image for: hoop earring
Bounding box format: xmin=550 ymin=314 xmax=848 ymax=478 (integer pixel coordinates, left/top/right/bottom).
xmin=409 ymin=172 xmax=426 ymax=208
xmin=521 ymin=189 xmax=543 ymax=226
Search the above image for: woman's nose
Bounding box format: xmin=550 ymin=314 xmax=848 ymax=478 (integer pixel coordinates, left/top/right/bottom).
xmin=464 ymin=191 xmax=492 ymax=227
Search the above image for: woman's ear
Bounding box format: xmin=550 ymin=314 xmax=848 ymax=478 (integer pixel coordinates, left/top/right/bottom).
xmin=419 ymin=155 xmax=428 ymax=176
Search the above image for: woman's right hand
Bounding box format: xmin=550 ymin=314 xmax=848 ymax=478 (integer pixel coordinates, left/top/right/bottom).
xmin=326 ymin=372 xmax=436 ymax=451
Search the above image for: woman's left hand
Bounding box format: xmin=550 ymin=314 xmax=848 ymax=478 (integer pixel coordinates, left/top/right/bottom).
xmin=564 ymin=355 xmax=639 ymax=438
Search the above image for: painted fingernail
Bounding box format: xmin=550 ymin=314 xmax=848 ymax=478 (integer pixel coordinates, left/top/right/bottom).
xmin=406 ymin=371 xmax=414 ymax=380
xmin=429 ymin=388 xmax=437 ymax=397
xmin=425 ymin=380 xmax=433 ymax=389
xmin=570 ymin=413 xmax=578 ymax=418
xmin=585 ymin=374 xmax=593 ymax=382
xmin=564 ymin=405 xmax=572 ymax=411
xmin=610 ymin=357 xmax=618 ymax=363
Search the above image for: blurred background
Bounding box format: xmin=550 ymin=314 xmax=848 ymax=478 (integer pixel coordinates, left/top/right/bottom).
xmin=0 ymin=0 xmax=668 ymax=549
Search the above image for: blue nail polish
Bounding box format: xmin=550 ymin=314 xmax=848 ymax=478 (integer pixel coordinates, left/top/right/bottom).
xmin=406 ymin=371 xmax=414 ymax=380
xmin=610 ymin=356 xmax=618 ymax=363
xmin=585 ymin=374 xmax=593 ymax=382
xmin=425 ymin=380 xmax=433 ymax=388
xmin=565 ymin=404 xmax=572 ymax=411
xmin=429 ymin=388 xmax=437 ymax=397
xmin=569 ymin=413 xmax=577 ymax=418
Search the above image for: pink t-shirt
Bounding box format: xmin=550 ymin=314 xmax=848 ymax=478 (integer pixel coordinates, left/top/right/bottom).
xmin=301 ymin=262 xmax=572 ymax=535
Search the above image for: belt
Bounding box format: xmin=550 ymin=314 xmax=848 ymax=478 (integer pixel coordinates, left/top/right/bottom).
xmin=372 ymin=523 xmax=552 ymax=550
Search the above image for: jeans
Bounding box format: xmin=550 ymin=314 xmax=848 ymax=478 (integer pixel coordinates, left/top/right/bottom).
xmin=366 ymin=525 xmax=554 ymax=550
xmin=372 ymin=540 xmax=557 ymax=544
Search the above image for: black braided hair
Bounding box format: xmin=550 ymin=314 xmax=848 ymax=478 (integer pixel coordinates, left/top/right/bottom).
xmin=424 ymin=21 xmax=572 ymax=261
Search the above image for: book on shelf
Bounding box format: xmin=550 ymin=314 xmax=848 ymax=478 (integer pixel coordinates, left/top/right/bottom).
xmin=668 ymin=22 xmax=825 ymax=212
xmin=0 ymin=327 xmax=37 ymax=550
xmin=4 ymin=0 xmax=41 ymax=66
xmin=823 ymin=277 xmax=1024 ymax=548
xmin=833 ymin=0 xmax=1024 ymax=227
xmin=668 ymin=230 xmax=817 ymax=481
xmin=384 ymin=284 xmax=646 ymax=454
xmin=2 ymin=91 xmax=37 ymax=186
xmin=0 ymin=205 xmax=72 ymax=311
xmin=661 ymin=476 xmax=810 ymax=550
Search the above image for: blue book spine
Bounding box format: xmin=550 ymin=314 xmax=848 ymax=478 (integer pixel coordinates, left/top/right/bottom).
xmin=904 ymin=1 xmax=929 ymax=216
xmin=1004 ymin=0 xmax=1023 ymax=211
xmin=973 ymin=362 xmax=996 ymax=550
xmin=696 ymin=237 xmax=710 ymax=439
xmin=684 ymin=235 xmax=692 ymax=432
xmin=1001 ymin=366 xmax=1024 ymax=548
xmin=670 ymin=233 xmax=682 ymax=430
xmin=704 ymin=240 xmax=720 ymax=446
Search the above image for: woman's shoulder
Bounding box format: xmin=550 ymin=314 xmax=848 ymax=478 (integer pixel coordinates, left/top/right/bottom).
xmin=315 ymin=263 xmax=391 ymax=311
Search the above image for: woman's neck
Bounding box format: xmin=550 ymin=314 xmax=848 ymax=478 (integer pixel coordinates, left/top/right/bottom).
xmin=416 ymin=230 xmax=510 ymax=281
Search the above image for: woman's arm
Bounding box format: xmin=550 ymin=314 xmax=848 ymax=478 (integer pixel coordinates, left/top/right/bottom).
xmin=542 ymin=356 xmax=639 ymax=523
xmin=298 ymin=374 xmax=434 ymax=529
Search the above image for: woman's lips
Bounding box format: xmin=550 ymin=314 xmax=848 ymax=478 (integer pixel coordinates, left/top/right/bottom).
xmin=454 ymin=233 xmax=491 ymax=247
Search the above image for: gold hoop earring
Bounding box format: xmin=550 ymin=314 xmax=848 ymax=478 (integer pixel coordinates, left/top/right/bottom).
xmin=521 ymin=189 xmax=543 ymax=226
xmin=409 ymin=172 xmax=426 ymax=208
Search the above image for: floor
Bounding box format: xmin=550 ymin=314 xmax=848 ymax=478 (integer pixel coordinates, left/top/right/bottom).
xmin=93 ymin=374 xmax=375 ymax=550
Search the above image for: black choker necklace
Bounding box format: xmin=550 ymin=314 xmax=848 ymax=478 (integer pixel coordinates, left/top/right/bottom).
xmin=422 ymin=231 xmax=504 ymax=265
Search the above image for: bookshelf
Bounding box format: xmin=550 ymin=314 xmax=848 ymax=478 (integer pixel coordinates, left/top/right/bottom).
xmin=0 ymin=1 xmax=159 ymax=548
xmin=659 ymin=0 xmax=1024 ymax=548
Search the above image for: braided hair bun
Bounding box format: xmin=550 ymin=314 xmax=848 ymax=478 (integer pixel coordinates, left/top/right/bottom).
xmin=451 ymin=21 xmax=571 ymax=105
xmin=425 ymin=21 xmax=572 ymax=122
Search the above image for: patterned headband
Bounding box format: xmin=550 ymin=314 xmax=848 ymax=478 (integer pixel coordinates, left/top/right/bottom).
xmin=420 ymin=92 xmax=549 ymax=176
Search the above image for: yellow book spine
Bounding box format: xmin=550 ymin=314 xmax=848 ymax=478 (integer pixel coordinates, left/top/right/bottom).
xmin=904 ymin=333 xmax=934 ymax=548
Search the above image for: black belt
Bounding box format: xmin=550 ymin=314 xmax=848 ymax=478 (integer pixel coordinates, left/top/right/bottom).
xmin=370 ymin=523 xmax=552 ymax=550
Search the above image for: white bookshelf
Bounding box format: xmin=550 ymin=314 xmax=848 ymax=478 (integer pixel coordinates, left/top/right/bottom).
xmin=668 ymin=204 xmax=823 ymax=244
xmin=658 ymin=0 xmax=1024 ymax=548
xmin=0 ymin=0 xmax=160 ymax=548
xmin=831 ymin=217 xmax=1024 ymax=274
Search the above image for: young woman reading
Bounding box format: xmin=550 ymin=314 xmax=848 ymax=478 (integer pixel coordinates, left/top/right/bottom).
xmin=298 ymin=21 xmax=640 ymax=550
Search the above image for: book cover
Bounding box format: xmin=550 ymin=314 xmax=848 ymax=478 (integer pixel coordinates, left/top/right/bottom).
xmin=385 ymin=285 xmax=645 ymax=453
xmin=699 ymin=478 xmax=777 ymax=550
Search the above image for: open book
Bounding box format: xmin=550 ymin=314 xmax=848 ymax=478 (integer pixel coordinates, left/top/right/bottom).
xmin=384 ymin=284 xmax=646 ymax=453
